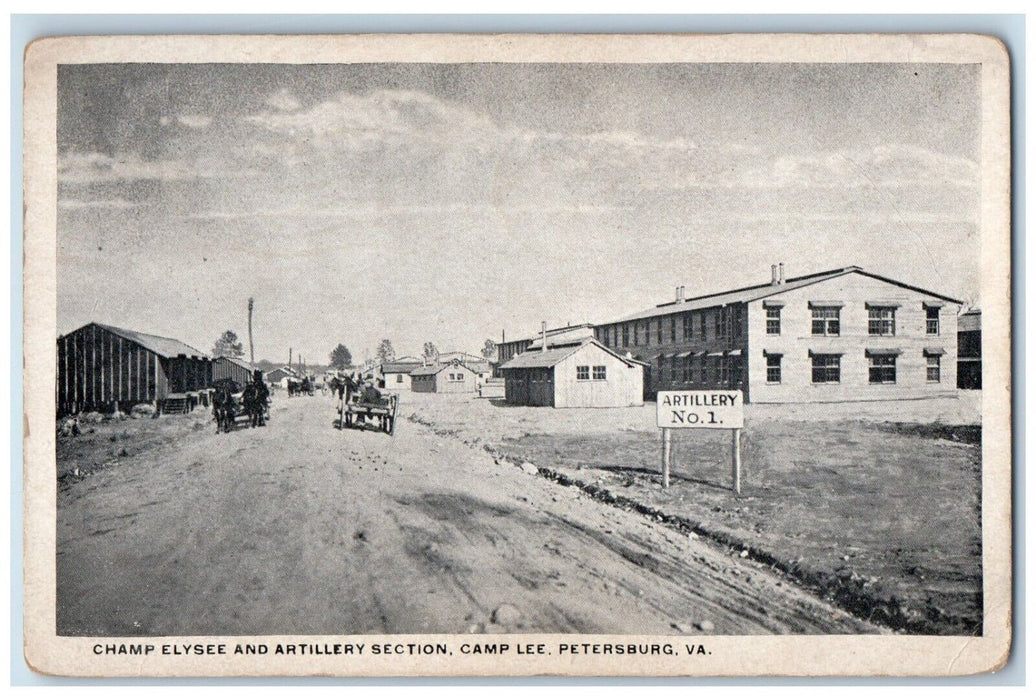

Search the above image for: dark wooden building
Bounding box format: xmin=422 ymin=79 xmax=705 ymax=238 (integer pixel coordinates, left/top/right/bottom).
xmin=957 ymin=309 xmax=981 ymax=389
xmin=56 ymin=322 xmax=211 ymax=416
xmin=213 ymin=355 xmax=255 ymax=387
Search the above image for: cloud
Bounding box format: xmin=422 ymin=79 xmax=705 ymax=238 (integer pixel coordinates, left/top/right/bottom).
xmin=176 ymin=114 xmax=213 ymax=129
xmin=265 ymin=89 xmax=302 ymax=112
xmin=58 ymin=198 xmax=140 ymax=210
xmin=183 ymin=202 xmax=635 ymax=221
xmin=243 ymin=88 xmax=698 ymax=161
xmin=58 ymin=150 xmax=212 ymax=184
xmin=650 ymin=144 xmax=979 ymax=191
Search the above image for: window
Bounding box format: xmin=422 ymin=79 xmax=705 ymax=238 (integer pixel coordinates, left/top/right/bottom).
xmin=811 ymin=354 xmax=841 ymax=384
xmin=926 ymin=355 xmax=941 ymax=382
xmin=926 ymin=306 xmax=940 ymax=335
xmin=868 ymin=353 xmax=897 ymax=384
xmin=683 ymin=357 xmax=693 ymax=383
xmin=395 ymin=374 xmax=403 ymax=383
xmin=698 ymin=358 xmax=707 ymax=384
xmin=698 ymin=313 xmax=707 ymax=342
xmin=868 ymin=306 xmax=896 ymax=336
xmin=766 ymin=354 xmax=782 ymax=384
xmin=766 ymin=307 xmax=781 ymax=335
xmin=683 ymin=313 xmax=693 ymax=341
xmin=732 ymin=357 xmax=743 ymax=386
xmin=622 ymin=324 xmax=629 ymax=346
xmin=656 ymin=320 xmax=663 ymax=344
xmin=811 ymin=306 xmax=840 ymax=336
xmin=576 ymin=365 xmax=590 ymax=380
xmin=593 ymin=365 xmax=607 ymax=380
xmin=714 ymin=311 xmax=724 ymax=339
xmin=717 ymin=356 xmax=730 ymax=385
xmin=670 ymin=317 xmax=677 ymax=342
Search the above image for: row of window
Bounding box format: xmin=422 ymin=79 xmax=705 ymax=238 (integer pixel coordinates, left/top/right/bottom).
xmin=764 ymin=352 xmax=942 ymax=385
xmin=575 ymin=365 xmax=608 ymax=381
xmin=597 ymin=307 xmax=745 ymax=348
xmin=766 ymin=304 xmax=940 ymax=337
xmin=656 ymin=355 xmax=744 ymax=387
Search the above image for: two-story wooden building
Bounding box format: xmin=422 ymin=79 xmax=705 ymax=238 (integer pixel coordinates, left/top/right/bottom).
xmin=593 ymin=265 xmax=962 ymax=403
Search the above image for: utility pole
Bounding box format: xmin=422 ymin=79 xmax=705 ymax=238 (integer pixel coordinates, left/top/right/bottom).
xmin=247 ymin=297 xmax=255 ymax=365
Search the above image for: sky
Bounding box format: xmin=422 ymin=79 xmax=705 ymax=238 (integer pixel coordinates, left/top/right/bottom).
xmin=57 ymin=62 xmax=981 ymax=364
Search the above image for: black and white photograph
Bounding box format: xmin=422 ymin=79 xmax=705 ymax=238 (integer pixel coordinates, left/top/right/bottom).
xmin=22 ymin=33 xmax=1011 ymax=677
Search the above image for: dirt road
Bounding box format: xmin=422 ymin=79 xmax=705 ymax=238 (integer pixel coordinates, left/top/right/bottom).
xmin=57 ymin=395 xmax=879 ymax=636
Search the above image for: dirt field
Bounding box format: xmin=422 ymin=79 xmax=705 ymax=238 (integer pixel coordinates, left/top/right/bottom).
xmin=404 ymin=392 xmax=982 ymax=635
xmin=56 ymin=394 xmax=879 ymax=636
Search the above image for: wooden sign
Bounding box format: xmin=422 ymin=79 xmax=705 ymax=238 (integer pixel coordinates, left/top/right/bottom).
xmin=656 ymin=390 xmax=744 ymax=429
xmin=656 ymin=390 xmax=744 ymax=494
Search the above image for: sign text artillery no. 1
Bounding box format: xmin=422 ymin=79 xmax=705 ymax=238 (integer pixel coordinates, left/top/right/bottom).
xmin=656 ymin=390 xmax=745 ymax=494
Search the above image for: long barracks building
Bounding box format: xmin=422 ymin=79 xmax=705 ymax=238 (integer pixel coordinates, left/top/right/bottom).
xmin=592 ymin=265 xmax=963 ymax=404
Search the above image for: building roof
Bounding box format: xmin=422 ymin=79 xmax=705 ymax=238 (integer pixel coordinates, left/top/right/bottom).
xmin=958 ymin=308 xmax=981 ymax=332
xmin=525 ymin=324 xmax=596 ymax=350
xmin=381 ymin=361 xmax=422 ymax=374
xmin=501 ymin=322 xmax=595 ymax=347
xmin=85 ymin=323 xmax=209 ymax=359
xmin=214 ymin=355 xmax=253 ymax=370
xmin=411 ymin=360 xmax=477 ymax=377
xmin=603 ymin=267 xmax=964 ymax=325
xmin=499 ymin=338 xmax=641 ymax=370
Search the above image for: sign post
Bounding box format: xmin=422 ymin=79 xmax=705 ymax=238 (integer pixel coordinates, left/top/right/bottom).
xmin=656 ymin=390 xmax=745 ymax=494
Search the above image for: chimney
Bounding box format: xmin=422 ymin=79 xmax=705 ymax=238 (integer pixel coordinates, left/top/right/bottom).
xmin=541 ymin=321 xmax=548 ymax=353
xmin=502 ymin=329 xmax=506 ymax=343
xmin=778 ymin=262 xmax=786 ymax=285
xmin=676 ymin=286 xmax=685 ymax=303
xmin=771 ymin=264 xmax=778 ymax=285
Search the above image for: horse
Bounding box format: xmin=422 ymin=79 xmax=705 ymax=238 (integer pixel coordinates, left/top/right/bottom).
xmin=242 ymin=381 xmax=269 ymax=428
xmin=212 ymin=382 xmax=238 ymax=434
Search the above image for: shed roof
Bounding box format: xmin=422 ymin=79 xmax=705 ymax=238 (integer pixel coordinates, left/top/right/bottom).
xmin=214 ymin=355 xmax=253 ymax=370
xmin=604 ymin=267 xmax=963 ymax=325
xmin=88 ymin=323 xmax=209 ymax=359
xmin=411 ymin=360 xmax=477 ymax=377
xmin=499 ymin=338 xmax=640 ymax=370
xmin=381 ymin=361 xmax=422 ymax=374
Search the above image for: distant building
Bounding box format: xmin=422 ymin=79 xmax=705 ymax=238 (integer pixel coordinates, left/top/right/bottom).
xmin=496 ymin=323 xmax=595 ymax=375
xmin=957 ymin=309 xmax=981 ymax=390
xmin=410 ymin=359 xmax=479 ymax=394
xmin=498 ymin=338 xmax=645 ymax=408
xmin=56 ymin=322 xmax=211 ymax=416
xmin=378 ymin=360 xmax=423 ymax=391
xmin=593 ymin=265 xmax=962 ymax=403
xmin=265 ymin=366 xmax=298 ymax=388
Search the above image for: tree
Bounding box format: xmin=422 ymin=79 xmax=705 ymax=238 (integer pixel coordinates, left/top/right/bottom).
xmin=330 ymin=344 xmax=353 ymax=370
xmin=481 ymin=338 xmax=497 ymax=362
xmin=212 ymin=330 xmax=244 ymax=359
xmin=423 ymin=342 xmax=439 ymax=360
xmin=376 ymin=339 xmax=395 ymax=363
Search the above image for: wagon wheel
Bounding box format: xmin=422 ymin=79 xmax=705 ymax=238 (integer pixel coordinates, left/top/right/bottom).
xmin=387 ymin=396 xmax=398 ymax=435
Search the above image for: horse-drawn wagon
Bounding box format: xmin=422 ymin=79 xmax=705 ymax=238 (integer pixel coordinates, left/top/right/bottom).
xmin=337 ymin=387 xmax=398 ymax=435
xmin=212 ymin=378 xmax=270 ymax=433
